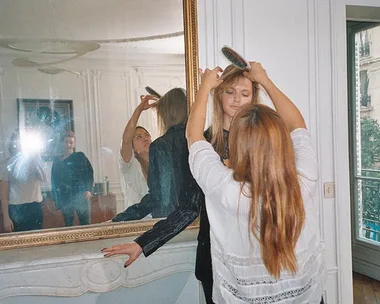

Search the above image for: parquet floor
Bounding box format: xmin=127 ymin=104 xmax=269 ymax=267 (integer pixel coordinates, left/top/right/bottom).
xmin=354 ymin=272 xmax=380 ymax=303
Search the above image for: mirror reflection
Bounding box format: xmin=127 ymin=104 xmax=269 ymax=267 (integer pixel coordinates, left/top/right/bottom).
xmin=0 ymin=0 xmax=186 ymax=233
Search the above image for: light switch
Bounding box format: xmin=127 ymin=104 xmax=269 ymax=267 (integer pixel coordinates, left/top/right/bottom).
xmin=324 ymin=182 xmax=335 ymax=198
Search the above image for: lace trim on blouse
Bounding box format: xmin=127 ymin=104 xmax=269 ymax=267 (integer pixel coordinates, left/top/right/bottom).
xmin=214 ymin=261 xmax=325 ymax=304
xmin=214 ymin=241 xmax=321 ymax=265
xmin=221 ymin=129 xmax=229 ymax=160
xmin=218 ymin=275 xmax=313 ymax=303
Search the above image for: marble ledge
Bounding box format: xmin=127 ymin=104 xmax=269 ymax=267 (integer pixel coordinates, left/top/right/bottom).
xmin=0 ymin=228 xmax=199 ymax=266
xmin=0 ymin=229 xmax=200 ymax=300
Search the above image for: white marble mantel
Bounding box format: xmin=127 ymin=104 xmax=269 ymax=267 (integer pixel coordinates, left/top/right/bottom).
xmin=0 ymin=229 xmax=204 ymax=304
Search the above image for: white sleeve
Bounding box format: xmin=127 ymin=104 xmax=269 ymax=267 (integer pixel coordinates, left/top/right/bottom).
xmin=118 ymin=147 xmax=139 ymax=173
xmin=291 ymin=128 xmax=319 ymax=199
xmin=189 ymin=140 xmax=232 ymax=199
xmin=258 ymin=84 xmax=275 ymax=110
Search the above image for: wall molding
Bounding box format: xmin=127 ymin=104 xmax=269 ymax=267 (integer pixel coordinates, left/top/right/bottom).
xmin=307 ymin=0 xmax=327 ymax=244
xmin=92 ymin=70 xmax=104 ymax=181
xmin=329 ymin=0 xmax=354 ymax=303
xmin=81 ymin=69 xmax=95 ymax=175
xmin=231 ymin=0 xmax=245 ymax=56
xmin=0 ymin=68 xmax=5 ymax=162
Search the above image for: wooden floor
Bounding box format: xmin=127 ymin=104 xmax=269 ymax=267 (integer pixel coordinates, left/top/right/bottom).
xmin=354 ymin=272 xmax=380 ymax=303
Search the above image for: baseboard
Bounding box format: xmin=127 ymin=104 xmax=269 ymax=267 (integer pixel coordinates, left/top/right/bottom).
xmin=353 ymin=257 xmax=380 ymax=281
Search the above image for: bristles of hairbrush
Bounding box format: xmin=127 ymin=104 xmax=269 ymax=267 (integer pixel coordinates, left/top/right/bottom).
xmin=145 ymin=86 xmax=161 ymax=98
xmin=221 ymin=46 xmax=250 ymax=70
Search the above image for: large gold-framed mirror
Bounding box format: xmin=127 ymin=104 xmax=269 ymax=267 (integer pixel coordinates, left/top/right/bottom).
xmin=0 ymin=0 xmax=198 ymax=250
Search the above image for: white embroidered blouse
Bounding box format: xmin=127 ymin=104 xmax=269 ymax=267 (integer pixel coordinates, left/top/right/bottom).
xmin=189 ymin=128 xmax=326 ymax=304
xmin=118 ymin=149 xmax=148 ymax=209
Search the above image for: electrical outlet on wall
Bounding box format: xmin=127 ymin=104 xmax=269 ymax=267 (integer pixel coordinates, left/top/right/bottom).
xmin=323 ymin=182 xmax=335 ymax=198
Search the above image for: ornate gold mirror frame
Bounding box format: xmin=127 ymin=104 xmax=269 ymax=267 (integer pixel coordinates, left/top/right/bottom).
xmin=0 ymin=0 xmax=199 ymax=251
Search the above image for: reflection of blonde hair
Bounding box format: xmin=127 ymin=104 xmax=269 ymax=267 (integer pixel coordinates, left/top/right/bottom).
xmin=229 ymin=104 xmax=305 ymax=279
xmin=156 ymin=88 xmax=187 ymax=135
xmin=211 ymin=64 xmax=259 ymax=157
xmin=133 ymin=126 xmax=150 ymax=180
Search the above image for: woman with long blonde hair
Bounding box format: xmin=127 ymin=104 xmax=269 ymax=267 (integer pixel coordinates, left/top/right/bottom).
xmin=187 ymin=63 xmax=325 ymax=303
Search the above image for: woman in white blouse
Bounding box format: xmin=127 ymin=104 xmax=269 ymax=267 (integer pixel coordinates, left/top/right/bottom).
xmin=186 ymin=63 xmax=326 ymax=303
xmin=119 ymin=94 xmax=157 ymax=209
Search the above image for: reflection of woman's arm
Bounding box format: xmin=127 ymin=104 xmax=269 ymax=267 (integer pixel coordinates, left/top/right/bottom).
xmin=134 ymin=187 xmax=201 ymax=257
xmin=127 ymin=140 xmax=202 ymax=256
xmin=121 ymin=95 xmax=156 ymax=163
xmin=112 ymin=193 xmax=153 ymax=221
xmin=0 ymin=178 xmax=14 ymax=232
xmin=82 ymin=153 xmax=94 ymax=192
xmin=104 ymin=170 xmax=202 ymax=264
xmin=81 ymin=153 xmax=94 ymax=200
xmin=106 ymin=182 xmax=201 ymax=261
xmin=103 ymin=139 xmax=202 ymax=266
xmin=50 ymin=160 xmax=60 ymax=208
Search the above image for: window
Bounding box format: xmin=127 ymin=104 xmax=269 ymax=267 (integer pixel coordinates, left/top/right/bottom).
xmin=348 ymin=22 xmax=380 ymax=243
xmin=359 ymin=30 xmax=371 ymax=57
xmin=360 ymin=70 xmax=371 ymax=107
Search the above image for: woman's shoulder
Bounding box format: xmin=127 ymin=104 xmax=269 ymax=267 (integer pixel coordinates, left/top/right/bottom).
xmin=152 ymin=126 xmax=186 ymax=149
xmin=52 ymin=155 xmax=63 ymax=164
xmin=72 ymin=151 xmax=88 ymax=159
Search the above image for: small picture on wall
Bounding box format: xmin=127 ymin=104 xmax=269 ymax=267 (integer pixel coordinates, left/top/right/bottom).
xmin=17 ymin=99 xmax=74 ymax=160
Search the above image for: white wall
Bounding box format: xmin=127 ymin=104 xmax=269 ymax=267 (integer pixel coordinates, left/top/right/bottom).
xmin=0 ymin=56 xmax=185 ymax=212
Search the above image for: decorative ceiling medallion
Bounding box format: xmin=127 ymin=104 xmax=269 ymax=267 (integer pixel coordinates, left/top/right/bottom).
xmin=0 ymin=31 xmax=184 ymax=75
xmin=0 ymin=40 xmax=101 ymax=75
xmin=2 ymin=41 xmax=100 ymax=55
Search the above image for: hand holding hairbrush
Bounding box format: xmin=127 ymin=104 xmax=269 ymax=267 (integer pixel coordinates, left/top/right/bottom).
xmin=139 ymin=94 xmax=158 ymax=110
xmin=145 ymin=86 xmax=162 ymax=99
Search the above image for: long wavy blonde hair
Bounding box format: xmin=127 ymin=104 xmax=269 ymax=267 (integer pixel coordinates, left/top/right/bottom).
xmin=229 ymin=103 xmax=305 ymax=278
xmin=133 ymin=126 xmax=150 ymax=180
xmin=210 ymin=64 xmax=259 ymax=157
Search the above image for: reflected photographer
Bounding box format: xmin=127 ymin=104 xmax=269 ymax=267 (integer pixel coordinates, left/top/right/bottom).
xmin=0 ymin=129 xmax=46 ymax=232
